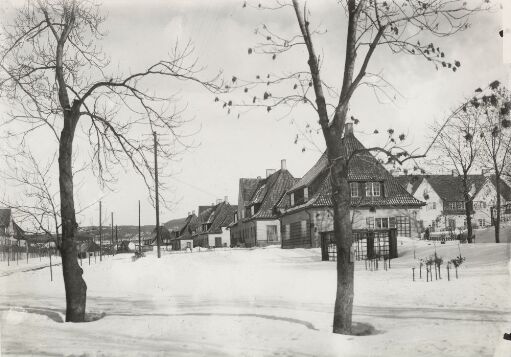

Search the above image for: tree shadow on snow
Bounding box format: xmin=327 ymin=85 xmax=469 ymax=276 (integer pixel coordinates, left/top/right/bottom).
xmin=0 ymin=306 xmax=106 ymax=324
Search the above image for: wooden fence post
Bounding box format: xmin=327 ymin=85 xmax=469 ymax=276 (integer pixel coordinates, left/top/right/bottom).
xmin=412 ymin=267 xmax=415 ymax=281
xmin=49 ymin=248 xmax=53 ymax=282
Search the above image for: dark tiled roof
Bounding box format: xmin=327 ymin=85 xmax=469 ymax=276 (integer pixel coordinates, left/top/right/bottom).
xmin=395 ymin=175 xmax=425 ymax=195
xmin=244 ymin=169 xmax=297 ymax=220
xmin=176 ymin=214 xmax=199 ymax=240
xmin=195 ymin=202 xmax=237 ymax=235
xmin=239 ymin=178 xmax=261 ymax=205
xmin=0 ymin=208 xmax=11 ymax=227
xmin=425 ymin=175 xmax=487 ymax=202
xmin=490 ymin=175 xmax=511 ymax=201
xmin=279 ymin=133 xmax=424 ymax=214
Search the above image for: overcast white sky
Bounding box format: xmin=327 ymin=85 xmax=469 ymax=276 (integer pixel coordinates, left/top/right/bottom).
xmin=0 ymin=0 xmax=507 ymax=228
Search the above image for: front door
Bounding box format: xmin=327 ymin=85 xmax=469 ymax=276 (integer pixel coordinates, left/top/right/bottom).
xmin=215 ymin=237 xmax=222 ymax=247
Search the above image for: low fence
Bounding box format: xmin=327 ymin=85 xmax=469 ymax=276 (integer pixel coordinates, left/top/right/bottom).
xmin=0 ymin=245 xmax=60 ymax=264
xmin=321 ymin=228 xmax=398 ymax=262
xmin=423 ymin=230 xmax=474 ymax=243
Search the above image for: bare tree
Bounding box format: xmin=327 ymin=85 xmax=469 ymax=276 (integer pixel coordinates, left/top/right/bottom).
xmin=431 ymin=94 xmax=484 ymax=243
xmin=1 ymin=148 xmax=61 ymax=241
xmin=0 ymin=0 xmax=220 ymax=322
xmin=477 ymin=82 xmax=511 ymax=243
xmin=228 ymin=0 xmax=488 ymax=334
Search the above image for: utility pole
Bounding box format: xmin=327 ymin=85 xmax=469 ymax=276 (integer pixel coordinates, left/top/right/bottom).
xmin=115 ymin=225 xmax=118 ymax=252
xmin=138 ymin=200 xmax=141 ymax=254
xmin=99 ymin=201 xmax=102 ymax=261
xmin=111 ymin=212 xmax=114 ymax=255
xmin=153 ymin=131 xmax=161 ymax=258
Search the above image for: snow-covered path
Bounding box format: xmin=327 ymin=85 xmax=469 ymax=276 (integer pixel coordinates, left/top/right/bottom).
xmin=1 ymin=240 xmax=510 ymax=356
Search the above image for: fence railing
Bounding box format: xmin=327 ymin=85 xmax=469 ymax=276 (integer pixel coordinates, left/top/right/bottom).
xmin=321 ymin=228 xmax=398 ymax=262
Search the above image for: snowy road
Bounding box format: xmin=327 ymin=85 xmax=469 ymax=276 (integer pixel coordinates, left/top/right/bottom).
xmin=1 ymin=240 xmax=510 ymax=356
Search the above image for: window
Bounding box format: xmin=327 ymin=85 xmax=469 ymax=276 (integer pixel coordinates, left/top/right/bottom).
xmin=448 ymin=201 xmax=464 ymax=210
xmin=290 ymin=193 xmax=295 ymax=206
xmin=478 ymin=219 xmax=486 ymax=227
xmin=234 ymin=212 xmax=238 ymax=223
xmin=473 ymin=201 xmax=487 ymax=210
xmin=250 ymin=206 xmax=255 ymax=216
xmin=365 ymin=182 xmax=381 ymax=197
xmin=304 ymin=187 xmax=309 ymax=201
xmin=376 ymin=218 xmax=389 ymax=229
xmin=350 ymin=182 xmax=359 ymax=197
xmin=293 ymin=189 xmax=305 ymax=206
xmin=366 ymin=217 xmax=375 ymax=229
xmin=427 ymin=202 xmax=437 ymax=210
xmin=267 ymin=225 xmax=278 ymax=241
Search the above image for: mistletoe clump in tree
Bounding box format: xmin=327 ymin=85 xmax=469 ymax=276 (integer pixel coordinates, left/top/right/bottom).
xmin=223 ymin=0 xmax=490 ymax=334
xmin=0 ymin=0 xmax=220 ymax=322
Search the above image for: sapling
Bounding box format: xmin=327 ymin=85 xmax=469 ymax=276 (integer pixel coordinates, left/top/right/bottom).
xmin=450 ymin=255 xmax=466 ymax=279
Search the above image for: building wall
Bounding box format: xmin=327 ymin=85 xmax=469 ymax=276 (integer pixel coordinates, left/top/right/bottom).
xmin=413 ymin=179 xmax=509 ymax=232
xmin=207 ymin=227 xmax=231 ymax=248
xmin=412 ymin=179 xmax=444 ymax=231
xmin=255 ymin=220 xmax=281 ymax=246
xmin=281 ymin=206 xmax=421 ymax=249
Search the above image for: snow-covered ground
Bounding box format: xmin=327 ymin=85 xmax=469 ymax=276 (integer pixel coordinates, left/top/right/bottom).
xmin=0 ymin=239 xmax=510 ymax=356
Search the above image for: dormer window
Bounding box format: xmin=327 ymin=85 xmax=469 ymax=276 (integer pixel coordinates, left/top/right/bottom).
xmin=290 ymin=193 xmax=295 ymax=206
xmin=365 ymin=182 xmax=381 ymax=197
xmin=350 ymin=182 xmax=359 ymax=197
xmin=304 ymin=187 xmax=309 ymax=201
xmin=251 ymin=205 xmax=255 ymax=216
xmin=234 ymin=212 xmax=238 ymax=223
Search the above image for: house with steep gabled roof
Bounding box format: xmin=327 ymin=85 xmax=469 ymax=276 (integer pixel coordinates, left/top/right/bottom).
xmin=401 ymin=173 xmax=511 ymax=232
xmin=192 ymin=199 xmax=237 ymax=248
xmin=276 ymin=124 xmax=425 ymax=249
xmin=0 ymin=208 xmax=18 ymax=246
xmin=165 ymin=212 xmax=198 ymax=250
xmin=230 ymin=160 xmax=299 ymax=247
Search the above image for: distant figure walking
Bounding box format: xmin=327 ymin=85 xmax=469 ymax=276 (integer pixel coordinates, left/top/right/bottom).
xmin=424 ymin=227 xmax=430 ymax=241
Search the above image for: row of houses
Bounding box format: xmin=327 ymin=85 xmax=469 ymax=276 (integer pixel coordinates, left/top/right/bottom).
xmin=163 ymin=123 xmax=511 ymax=251
xmin=398 ymin=173 xmax=511 ymax=232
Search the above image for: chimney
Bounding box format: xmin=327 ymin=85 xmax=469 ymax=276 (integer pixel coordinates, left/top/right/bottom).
xmin=281 ymin=159 xmax=287 ymax=171
xmin=192 ymin=210 xmax=195 ymax=216
xmin=224 ymin=196 xmax=228 ymax=203
xmin=345 ymin=122 xmax=354 ymax=135
xmin=266 ymin=169 xmax=276 ymax=177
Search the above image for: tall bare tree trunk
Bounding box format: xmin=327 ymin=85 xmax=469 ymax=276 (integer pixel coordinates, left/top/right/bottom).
xmin=327 ymin=133 xmax=354 ymax=334
xmin=462 ymin=173 xmax=473 ymax=243
xmin=59 ymin=112 xmax=87 ymax=322
xmin=464 ymin=197 xmax=473 ymax=243
xmin=495 ymin=172 xmax=501 ymax=243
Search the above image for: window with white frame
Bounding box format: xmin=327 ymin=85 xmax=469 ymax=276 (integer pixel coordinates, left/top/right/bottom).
xmin=376 ymin=218 xmax=389 ymax=229
xmin=365 ymin=182 xmax=381 ymax=197
xmin=366 ymin=217 xmax=375 ymax=229
xmin=350 ymin=182 xmax=359 ymax=197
